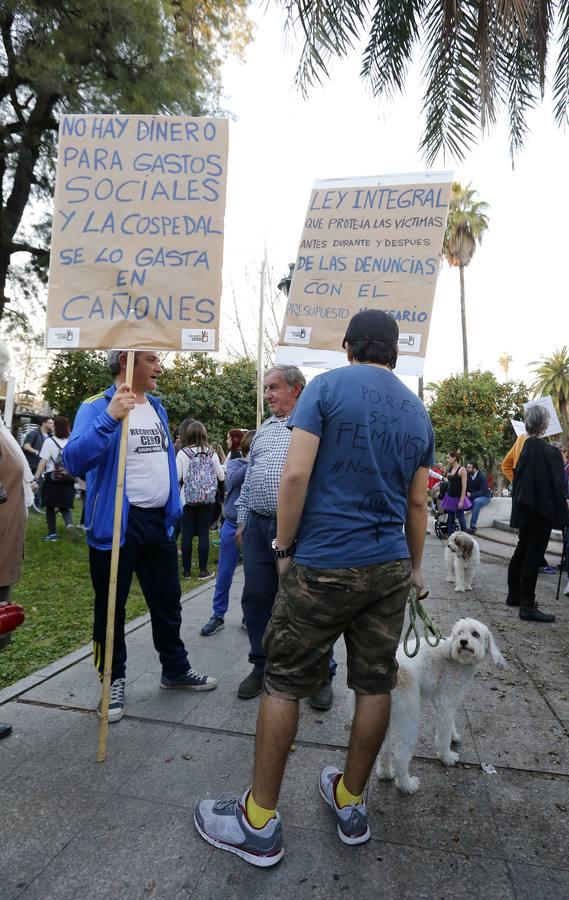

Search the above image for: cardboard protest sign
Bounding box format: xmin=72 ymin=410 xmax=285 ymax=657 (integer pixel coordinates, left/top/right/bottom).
xmin=522 ymin=396 xmax=563 ymax=437
xmin=277 ymin=172 xmax=452 ymax=375
xmin=46 ymin=115 xmax=228 ymax=351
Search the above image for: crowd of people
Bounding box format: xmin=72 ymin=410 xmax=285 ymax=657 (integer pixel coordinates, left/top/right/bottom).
xmin=1 ymin=318 xmax=568 ymax=869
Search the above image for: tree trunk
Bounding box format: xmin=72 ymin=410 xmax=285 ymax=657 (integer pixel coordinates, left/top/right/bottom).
xmin=459 ymin=264 xmax=468 ymax=373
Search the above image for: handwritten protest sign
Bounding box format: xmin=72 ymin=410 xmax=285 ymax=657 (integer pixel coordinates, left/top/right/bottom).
xmin=46 ymin=115 xmax=228 ymax=351
xmin=277 ymin=172 xmax=452 ymax=375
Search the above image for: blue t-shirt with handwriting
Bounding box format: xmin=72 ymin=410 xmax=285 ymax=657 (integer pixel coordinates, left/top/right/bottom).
xmin=287 ymin=365 xmax=435 ymax=569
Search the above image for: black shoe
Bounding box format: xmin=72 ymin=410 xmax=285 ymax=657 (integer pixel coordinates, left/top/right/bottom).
xmin=201 ymin=615 xmax=225 ymax=636
xmin=0 ymin=723 xmax=12 ymax=739
xmin=506 ymin=593 xmax=520 ymax=607
xmin=519 ymin=606 xmax=555 ymax=623
xmin=237 ymin=669 xmax=263 ymax=700
xmin=467 ymin=527 xmax=477 ymax=535
xmin=309 ymin=681 xmax=334 ymax=711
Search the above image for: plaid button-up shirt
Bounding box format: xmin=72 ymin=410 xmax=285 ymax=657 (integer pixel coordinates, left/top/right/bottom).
xmin=236 ymin=414 xmax=292 ymax=524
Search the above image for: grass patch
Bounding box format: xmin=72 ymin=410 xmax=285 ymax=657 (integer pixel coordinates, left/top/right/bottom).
xmin=0 ymin=508 xmax=220 ymax=689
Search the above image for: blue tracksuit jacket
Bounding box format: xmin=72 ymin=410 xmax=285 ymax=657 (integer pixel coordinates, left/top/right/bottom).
xmin=63 ymin=385 xmax=181 ymax=550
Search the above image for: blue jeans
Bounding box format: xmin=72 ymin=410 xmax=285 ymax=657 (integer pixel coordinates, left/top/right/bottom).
xmin=212 ymin=520 xmax=241 ymax=619
xmin=241 ymin=511 xmax=336 ymax=679
xmin=469 ymin=496 xmax=491 ymax=529
xmin=447 ymin=508 xmax=467 ymax=535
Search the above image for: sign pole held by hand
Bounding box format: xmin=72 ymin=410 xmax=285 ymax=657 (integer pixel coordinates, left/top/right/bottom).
xmin=97 ymin=350 xmax=135 ymax=763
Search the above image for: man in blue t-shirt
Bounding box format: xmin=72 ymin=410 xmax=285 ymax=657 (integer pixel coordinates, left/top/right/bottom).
xmin=195 ymin=309 xmax=435 ymax=866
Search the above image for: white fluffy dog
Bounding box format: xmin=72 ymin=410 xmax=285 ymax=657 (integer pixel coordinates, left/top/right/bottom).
xmin=445 ymin=531 xmax=480 ymax=592
xmin=374 ymin=618 xmax=506 ymax=794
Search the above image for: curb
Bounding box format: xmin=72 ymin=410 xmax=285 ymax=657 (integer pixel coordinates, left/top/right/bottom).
xmin=0 ymin=578 xmax=218 ymax=707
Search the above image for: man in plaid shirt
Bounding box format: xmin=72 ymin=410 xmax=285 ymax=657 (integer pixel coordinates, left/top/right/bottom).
xmin=236 ymin=365 xmax=336 ymax=704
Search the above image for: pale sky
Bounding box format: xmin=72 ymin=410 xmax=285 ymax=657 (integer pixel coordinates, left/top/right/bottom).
xmin=219 ymin=2 xmax=569 ymax=388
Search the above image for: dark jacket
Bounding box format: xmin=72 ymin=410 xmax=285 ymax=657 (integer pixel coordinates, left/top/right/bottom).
xmin=467 ymin=469 xmax=491 ymax=500
xmin=510 ymin=437 xmax=569 ymax=530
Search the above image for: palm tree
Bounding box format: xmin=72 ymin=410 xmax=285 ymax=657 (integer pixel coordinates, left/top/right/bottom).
xmin=279 ymin=1 xmax=569 ymax=162
xmin=442 ymin=183 xmax=489 ymax=374
xmin=530 ymin=346 xmax=569 ymax=437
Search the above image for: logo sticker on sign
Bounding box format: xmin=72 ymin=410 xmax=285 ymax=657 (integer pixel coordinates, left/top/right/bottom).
xmin=181 ymin=329 xmax=216 ymax=350
xmin=47 ymin=327 xmax=80 ymax=348
xmin=284 ymin=325 xmax=312 ymax=345
xmin=398 ymin=333 xmax=422 ymax=352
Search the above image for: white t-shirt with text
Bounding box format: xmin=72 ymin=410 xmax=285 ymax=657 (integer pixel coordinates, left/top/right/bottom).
xmin=126 ymin=400 xmax=171 ymax=508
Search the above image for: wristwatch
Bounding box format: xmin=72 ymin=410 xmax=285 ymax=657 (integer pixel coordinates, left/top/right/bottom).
xmin=271 ymin=538 xmax=296 ymax=559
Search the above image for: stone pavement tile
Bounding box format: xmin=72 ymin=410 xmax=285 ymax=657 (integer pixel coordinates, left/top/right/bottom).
xmin=515 ymin=648 xmax=569 ymax=686
xmin=0 ymin=783 xmax=107 ymax=900
xmin=0 ymin=674 xmax=47 ymax=704
xmin=1 ymin=715 xmax=175 ymax=801
xmin=540 ymin=686 xmax=569 ymax=721
xmin=463 ymin=672 xmax=551 ymax=718
xmin=118 ymin=728 xmax=254 ymax=809
xmin=484 ymin=770 xmax=569 ymax=870
xmin=124 ymin=672 xmax=209 ymax=723
xmin=184 ymin=667 xmax=262 ymax=736
xmin=280 ymin=746 xmax=500 ymax=859
xmin=0 ymin=701 xmax=88 ymax=776
xmin=19 ymin=795 xmax=212 ymax=900
xmin=192 ymin=826 xmax=514 ymax=900
xmin=18 ymin=667 xmax=150 ymax=714
xmin=469 ymin=708 xmax=569 ymax=774
xmin=508 ymin=862 xmax=569 ymax=899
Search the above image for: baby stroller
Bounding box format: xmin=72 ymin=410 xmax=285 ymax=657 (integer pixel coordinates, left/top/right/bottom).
xmin=431 ymin=478 xmax=449 ymax=540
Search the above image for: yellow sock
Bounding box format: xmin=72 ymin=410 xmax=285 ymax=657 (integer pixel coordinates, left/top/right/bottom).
xmin=336 ymin=775 xmax=363 ymax=808
xmin=246 ymin=790 xmax=276 ymax=829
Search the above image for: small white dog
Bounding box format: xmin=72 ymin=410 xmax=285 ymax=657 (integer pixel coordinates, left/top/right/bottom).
xmin=445 ymin=531 xmax=480 ymax=592
xmin=375 ymin=617 xmax=506 ymax=794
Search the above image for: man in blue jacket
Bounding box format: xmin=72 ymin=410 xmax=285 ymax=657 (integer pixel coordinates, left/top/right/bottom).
xmin=466 ymin=461 xmax=492 ymax=533
xmin=64 ymin=350 xmax=217 ymax=723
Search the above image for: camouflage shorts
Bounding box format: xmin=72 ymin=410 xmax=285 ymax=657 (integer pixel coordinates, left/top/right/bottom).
xmin=263 ymin=558 xmax=411 ymax=699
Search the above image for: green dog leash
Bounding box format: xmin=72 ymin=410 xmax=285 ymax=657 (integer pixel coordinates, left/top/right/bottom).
xmin=403 ymin=587 xmax=443 ymax=658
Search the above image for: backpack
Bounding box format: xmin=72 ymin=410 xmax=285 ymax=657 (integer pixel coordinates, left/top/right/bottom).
xmin=50 ymin=437 xmax=75 ymax=483
xmin=183 ymin=447 xmax=217 ymax=505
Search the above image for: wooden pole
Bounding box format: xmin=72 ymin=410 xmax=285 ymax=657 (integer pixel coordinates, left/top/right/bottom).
xmin=256 ymin=258 xmax=266 ymax=428
xmin=97 ymin=350 xmax=135 ymax=763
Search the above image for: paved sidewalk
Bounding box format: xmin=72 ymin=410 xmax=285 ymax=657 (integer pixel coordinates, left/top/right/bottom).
xmin=1 ymin=536 xmax=569 ymax=899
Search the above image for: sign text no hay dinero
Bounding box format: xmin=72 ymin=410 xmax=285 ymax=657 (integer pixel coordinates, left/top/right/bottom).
xmin=46 ymin=115 xmax=228 ymax=351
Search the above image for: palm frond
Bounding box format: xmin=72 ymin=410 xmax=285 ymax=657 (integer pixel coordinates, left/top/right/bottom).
xmin=361 ymin=0 xmax=423 ymax=100
xmin=279 ymin=0 xmax=368 ymax=96
xmin=553 ymin=0 xmax=569 ymax=127
xmin=419 ymin=1 xmax=480 ymax=164
xmin=496 ymin=0 xmax=531 ymax=37
xmin=532 ymin=0 xmax=553 ymax=94
xmin=495 ymin=13 xmax=540 ymax=159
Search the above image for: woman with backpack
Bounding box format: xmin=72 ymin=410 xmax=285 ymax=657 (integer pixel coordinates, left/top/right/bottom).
xmin=33 ymin=415 xmax=81 ymax=543
xmin=177 ymin=421 xmax=224 ymax=579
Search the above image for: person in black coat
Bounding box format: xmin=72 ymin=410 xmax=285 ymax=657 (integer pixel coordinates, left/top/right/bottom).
xmin=507 ymin=405 xmax=569 ymax=622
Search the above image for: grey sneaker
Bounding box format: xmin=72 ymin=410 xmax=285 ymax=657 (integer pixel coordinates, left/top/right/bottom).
xmin=98 ymin=677 xmax=126 ymax=723
xmin=319 ymin=766 xmax=371 ymax=845
xmin=160 ymin=667 xmax=217 ymax=691
xmin=194 ymin=790 xmax=284 ymax=868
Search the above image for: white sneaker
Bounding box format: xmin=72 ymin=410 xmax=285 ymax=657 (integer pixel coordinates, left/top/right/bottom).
xmin=98 ymin=678 xmax=126 ymax=723
xmin=564 ymin=582 xmax=569 ymax=597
